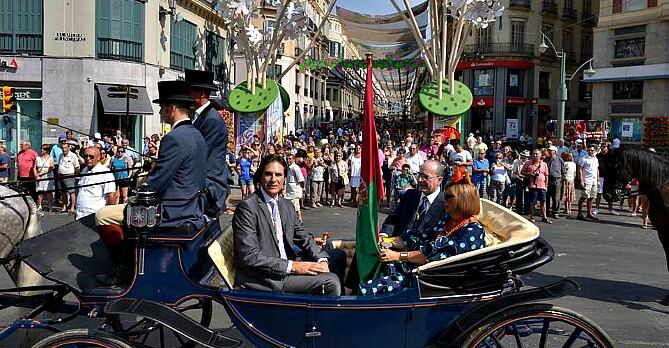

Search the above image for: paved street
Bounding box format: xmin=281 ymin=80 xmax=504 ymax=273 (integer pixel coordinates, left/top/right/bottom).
xmin=2 ymin=189 xmax=668 ymax=347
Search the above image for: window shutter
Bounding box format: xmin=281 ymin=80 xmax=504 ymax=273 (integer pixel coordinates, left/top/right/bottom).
xmin=0 ymin=0 xmax=13 ymax=34
xmin=132 ymin=0 xmax=143 ymax=43
xmin=613 ymin=0 xmax=622 ymax=13
xmin=96 ymin=0 xmax=109 ymax=37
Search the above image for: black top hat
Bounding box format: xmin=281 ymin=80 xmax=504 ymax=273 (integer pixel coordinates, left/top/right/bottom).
xmin=185 ymin=69 xmax=217 ymax=91
xmin=152 ymin=80 xmax=193 ymax=104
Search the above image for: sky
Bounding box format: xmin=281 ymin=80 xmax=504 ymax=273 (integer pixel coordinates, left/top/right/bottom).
xmin=334 ymin=0 xmax=425 ymax=15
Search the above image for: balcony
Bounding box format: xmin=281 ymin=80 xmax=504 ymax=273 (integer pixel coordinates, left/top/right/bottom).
xmin=562 ymin=6 xmax=578 ymax=20
xmin=509 ymin=0 xmax=531 ymax=9
xmin=0 ymin=33 xmax=43 ymax=55
xmin=462 ymin=42 xmax=534 ymax=57
xmin=582 ymin=12 xmax=598 ymax=26
xmin=541 ymin=0 xmax=558 ymax=15
xmin=98 ymin=38 xmax=143 ymax=63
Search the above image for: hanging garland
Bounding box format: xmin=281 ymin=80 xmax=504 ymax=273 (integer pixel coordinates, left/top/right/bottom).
xmin=298 ymin=57 xmax=422 ymax=71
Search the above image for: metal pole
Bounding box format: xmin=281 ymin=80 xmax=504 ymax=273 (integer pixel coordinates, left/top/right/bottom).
xmin=557 ymin=51 xmax=567 ymax=141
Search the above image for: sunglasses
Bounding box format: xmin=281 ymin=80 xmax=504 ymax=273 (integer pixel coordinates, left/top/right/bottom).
xmin=83 ymin=154 xmax=96 ymax=159
xmin=444 ymin=193 xmax=456 ymax=200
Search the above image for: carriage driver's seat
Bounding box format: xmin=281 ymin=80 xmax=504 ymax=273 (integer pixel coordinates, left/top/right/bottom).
xmin=207 ymin=215 xmax=236 ymax=288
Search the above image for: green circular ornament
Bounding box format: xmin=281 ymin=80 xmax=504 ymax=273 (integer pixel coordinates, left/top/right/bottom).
xmin=278 ymin=84 xmax=290 ymax=112
xmin=229 ymin=79 xmax=279 ymax=113
xmin=418 ymin=80 xmax=473 ymax=116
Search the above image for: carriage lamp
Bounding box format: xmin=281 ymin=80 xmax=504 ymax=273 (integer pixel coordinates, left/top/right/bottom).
xmin=126 ymin=184 xmax=162 ymax=232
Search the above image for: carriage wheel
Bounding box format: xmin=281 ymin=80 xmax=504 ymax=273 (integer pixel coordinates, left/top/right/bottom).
xmin=32 ymin=329 xmax=132 ymax=348
xmin=107 ymin=298 xmax=213 ymax=348
xmin=462 ymin=303 xmax=614 ymax=348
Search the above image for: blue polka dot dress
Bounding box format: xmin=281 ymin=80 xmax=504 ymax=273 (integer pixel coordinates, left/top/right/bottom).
xmin=359 ymin=217 xmax=486 ymax=296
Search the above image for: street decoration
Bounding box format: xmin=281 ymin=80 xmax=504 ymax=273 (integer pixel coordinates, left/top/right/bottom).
xmin=389 ymin=0 xmax=504 ymax=116
xmin=298 ymin=57 xmax=422 ymax=71
xmin=214 ymin=0 xmax=336 ymax=113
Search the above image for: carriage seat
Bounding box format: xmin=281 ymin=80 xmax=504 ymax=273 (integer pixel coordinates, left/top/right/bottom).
xmin=414 ymin=199 xmax=552 ymax=297
xmin=207 ymin=215 xmax=236 ymax=289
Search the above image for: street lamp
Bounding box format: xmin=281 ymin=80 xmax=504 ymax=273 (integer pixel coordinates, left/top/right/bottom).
xmin=538 ymin=31 xmax=596 ymax=141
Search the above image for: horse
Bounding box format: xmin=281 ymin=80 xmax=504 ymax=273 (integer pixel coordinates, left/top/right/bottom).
xmin=0 ymin=185 xmax=44 ymax=287
xmin=601 ymin=145 xmax=669 ymax=305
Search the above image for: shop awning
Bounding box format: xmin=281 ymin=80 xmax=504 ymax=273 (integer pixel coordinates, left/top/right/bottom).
xmin=96 ymin=84 xmax=154 ymax=115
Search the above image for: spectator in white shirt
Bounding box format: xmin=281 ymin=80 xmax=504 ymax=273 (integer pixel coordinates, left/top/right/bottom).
xmin=76 ymin=147 xmax=116 ymax=220
xmin=406 ymin=144 xmax=426 ymax=174
xmin=577 ymin=144 xmax=599 ymax=221
xmin=285 ymin=154 xmax=305 ymax=223
xmin=58 ymin=143 xmax=80 ymax=214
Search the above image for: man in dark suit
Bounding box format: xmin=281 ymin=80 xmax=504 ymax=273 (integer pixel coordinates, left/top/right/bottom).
xmin=95 ymin=80 xmax=208 ymax=285
xmin=232 ymin=155 xmax=341 ymax=296
xmin=186 ymin=69 xmax=230 ymax=215
xmin=382 ymin=160 xmax=447 ymax=237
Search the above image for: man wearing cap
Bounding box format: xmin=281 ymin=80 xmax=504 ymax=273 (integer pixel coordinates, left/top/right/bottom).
xmin=185 ymin=69 xmax=230 ymax=215
xmin=544 ymin=146 xmax=565 ymax=219
xmin=94 ymin=80 xmax=208 ymax=285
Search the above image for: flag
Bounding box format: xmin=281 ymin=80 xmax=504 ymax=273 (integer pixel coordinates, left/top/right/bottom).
xmin=355 ymin=55 xmax=385 ymax=282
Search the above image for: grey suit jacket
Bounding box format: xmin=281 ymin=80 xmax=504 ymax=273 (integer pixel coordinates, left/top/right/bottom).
xmin=232 ymin=191 xmax=329 ymax=292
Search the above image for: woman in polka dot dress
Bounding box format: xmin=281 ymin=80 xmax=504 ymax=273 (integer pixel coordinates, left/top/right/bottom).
xmin=360 ymin=168 xmax=486 ymax=296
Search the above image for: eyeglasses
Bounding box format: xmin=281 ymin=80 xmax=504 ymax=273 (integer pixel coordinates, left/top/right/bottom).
xmin=479 ymin=152 xmax=485 ymax=155
xmin=83 ymin=154 xmax=96 ymax=159
xmin=444 ymin=193 xmax=456 ymax=200
xmin=417 ymin=173 xmax=438 ymax=180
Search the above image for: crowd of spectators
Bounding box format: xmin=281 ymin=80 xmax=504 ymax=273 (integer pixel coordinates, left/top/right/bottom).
xmin=0 ymin=120 xmax=654 ymax=230
xmin=234 ymin=124 xmax=652 ymax=229
xmin=6 ymin=130 xmax=158 ymax=220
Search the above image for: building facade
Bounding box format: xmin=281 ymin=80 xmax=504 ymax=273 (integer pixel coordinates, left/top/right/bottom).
xmin=585 ymin=0 xmax=669 ymax=143
xmin=455 ymin=0 xmax=599 ymax=140
xmin=0 ymin=0 xmax=232 ymax=155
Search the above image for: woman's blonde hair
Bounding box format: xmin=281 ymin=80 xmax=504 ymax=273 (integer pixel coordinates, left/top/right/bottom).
xmin=445 ymin=181 xmax=481 ymax=216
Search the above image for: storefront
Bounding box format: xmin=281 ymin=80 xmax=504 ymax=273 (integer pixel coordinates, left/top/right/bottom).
xmin=95 ymin=83 xmax=153 ymax=148
xmin=0 ymin=87 xmax=42 ymax=154
xmin=457 ymin=60 xmax=534 ymax=137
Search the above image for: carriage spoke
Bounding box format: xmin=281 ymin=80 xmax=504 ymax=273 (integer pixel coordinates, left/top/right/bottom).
xmin=172 ymin=329 xmax=187 ymax=346
xmin=538 ymin=318 xmax=549 ymax=348
xmin=561 ymin=327 xmax=583 ymax=348
xmin=510 ymin=322 xmax=524 ymax=348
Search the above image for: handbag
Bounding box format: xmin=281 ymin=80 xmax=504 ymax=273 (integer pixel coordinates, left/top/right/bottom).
xmin=505 ymin=172 xmax=511 ymax=185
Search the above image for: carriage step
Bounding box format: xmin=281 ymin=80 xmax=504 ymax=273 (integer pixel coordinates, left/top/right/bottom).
xmin=105 ymin=298 xmax=240 ymax=348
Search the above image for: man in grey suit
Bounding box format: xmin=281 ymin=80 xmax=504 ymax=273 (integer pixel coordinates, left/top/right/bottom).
xmin=232 ymin=155 xmax=341 ymax=296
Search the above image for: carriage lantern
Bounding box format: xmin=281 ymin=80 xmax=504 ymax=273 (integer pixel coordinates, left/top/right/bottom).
xmin=126 ymin=183 xmax=162 ymax=233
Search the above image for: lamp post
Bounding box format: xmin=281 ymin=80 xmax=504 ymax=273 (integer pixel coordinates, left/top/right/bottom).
xmin=538 ymin=32 xmax=596 ymax=141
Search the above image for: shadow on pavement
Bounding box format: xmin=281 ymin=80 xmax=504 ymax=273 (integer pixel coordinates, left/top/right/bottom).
xmin=523 ymin=272 xmax=669 ymax=314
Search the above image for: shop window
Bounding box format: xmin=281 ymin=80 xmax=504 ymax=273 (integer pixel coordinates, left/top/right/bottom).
xmin=473 ymin=69 xmax=494 ymax=96
xmin=613 ymin=81 xmax=643 ymax=99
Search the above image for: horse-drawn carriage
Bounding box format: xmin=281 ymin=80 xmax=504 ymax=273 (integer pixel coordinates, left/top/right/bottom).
xmin=0 ymin=183 xmax=613 ymax=347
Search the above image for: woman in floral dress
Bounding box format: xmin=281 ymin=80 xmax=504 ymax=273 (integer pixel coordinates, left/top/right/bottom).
xmin=360 ymin=168 xmax=486 ymax=295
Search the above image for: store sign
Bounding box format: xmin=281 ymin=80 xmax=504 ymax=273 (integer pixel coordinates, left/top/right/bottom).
xmin=506 ymin=97 xmax=528 ymax=105
xmin=54 ymin=32 xmax=87 ymax=42
xmin=15 ymin=89 xmax=42 ymax=100
xmin=0 ymin=57 xmax=18 ymax=70
xmin=472 ymin=97 xmax=494 ymax=108
xmin=457 ymin=60 xmax=534 ymax=70
xmin=506 ymin=119 xmax=519 ymax=139
xmin=621 ymin=121 xmax=634 ymax=138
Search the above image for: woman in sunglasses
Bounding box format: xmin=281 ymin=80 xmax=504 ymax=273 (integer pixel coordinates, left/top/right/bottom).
xmin=360 ymin=167 xmax=486 ymax=295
